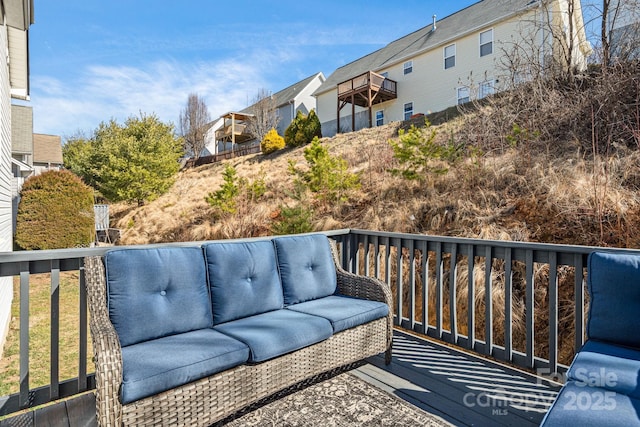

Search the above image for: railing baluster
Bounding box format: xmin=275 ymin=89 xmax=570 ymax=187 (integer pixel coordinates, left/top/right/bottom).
xmin=421 ymin=240 xmax=429 ymax=336
xmin=78 ymin=259 xmax=88 ymax=392
xmin=574 ymin=254 xmax=586 ymax=354
xmin=384 ymin=238 xmax=391 ymax=289
xmin=526 ymin=249 xmax=535 ymax=368
xmin=435 ymin=242 xmax=443 ymax=339
xmin=408 ymin=239 xmax=416 ymax=331
xmin=467 ymin=244 xmax=475 ymax=351
xmin=373 ymin=236 xmax=380 ymax=280
xmin=50 ymin=260 xmax=60 ymax=400
xmin=19 ymin=261 xmax=30 ymax=409
xmin=549 ymin=251 xmax=559 ymax=374
xmin=363 ymin=234 xmax=370 ymax=277
xmin=504 ymin=248 xmax=513 ymax=363
xmin=484 ymin=246 xmax=493 ymax=356
xmin=395 ymin=238 xmax=403 ymax=326
xmin=449 ymin=244 xmax=458 ymax=344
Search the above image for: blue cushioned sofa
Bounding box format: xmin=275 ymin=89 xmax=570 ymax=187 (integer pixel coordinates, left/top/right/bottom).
xmin=84 ymin=233 xmax=392 ymax=427
xmin=541 ymin=251 xmax=640 ymax=426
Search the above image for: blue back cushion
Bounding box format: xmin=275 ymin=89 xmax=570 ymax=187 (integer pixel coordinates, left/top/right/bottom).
xmin=273 ymin=234 xmax=337 ymax=305
xmin=588 ymin=251 xmax=640 ymax=347
xmin=203 ymin=241 xmax=283 ymax=325
xmin=105 ymin=247 xmax=212 ymax=347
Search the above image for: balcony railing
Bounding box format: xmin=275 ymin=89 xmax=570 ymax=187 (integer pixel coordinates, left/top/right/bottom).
xmin=0 ymin=229 xmax=635 ymax=418
xmin=337 ymin=71 xmax=397 ymax=108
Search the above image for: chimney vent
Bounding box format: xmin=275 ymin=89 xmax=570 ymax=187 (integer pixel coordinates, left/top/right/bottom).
xmin=432 ymin=15 xmax=437 ymax=31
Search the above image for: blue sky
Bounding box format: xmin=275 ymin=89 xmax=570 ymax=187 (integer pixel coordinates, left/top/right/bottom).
xmin=24 ymin=0 xmax=596 ymax=139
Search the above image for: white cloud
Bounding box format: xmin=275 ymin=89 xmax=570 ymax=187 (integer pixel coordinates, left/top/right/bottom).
xmin=30 ymin=54 xmax=269 ymax=139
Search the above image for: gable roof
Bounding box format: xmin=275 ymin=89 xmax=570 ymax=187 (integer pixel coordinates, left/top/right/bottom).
xmin=314 ymin=0 xmax=535 ymax=96
xmin=33 ymin=133 xmax=63 ymax=165
xmin=243 ymin=72 xmax=325 ymax=113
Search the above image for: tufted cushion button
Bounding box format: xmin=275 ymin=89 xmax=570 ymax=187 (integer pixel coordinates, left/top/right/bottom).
xmin=160 ymin=290 xmax=167 ymax=296
xmin=247 ymin=277 xmax=252 ymax=283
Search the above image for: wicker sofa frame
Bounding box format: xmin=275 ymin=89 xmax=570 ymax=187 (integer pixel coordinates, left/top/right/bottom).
xmin=84 ymin=241 xmax=393 ymax=427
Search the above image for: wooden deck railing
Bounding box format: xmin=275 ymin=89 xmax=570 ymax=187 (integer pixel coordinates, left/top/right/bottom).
xmin=0 ymin=229 xmax=635 ymax=417
xmin=337 ymin=71 xmax=397 ymax=98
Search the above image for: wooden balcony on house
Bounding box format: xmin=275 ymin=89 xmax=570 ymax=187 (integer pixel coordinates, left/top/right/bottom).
xmin=215 ymin=112 xmax=255 ymax=144
xmin=337 ymin=71 xmax=397 ymax=108
xmin=2 ymin=229 xmax=606 ymax=426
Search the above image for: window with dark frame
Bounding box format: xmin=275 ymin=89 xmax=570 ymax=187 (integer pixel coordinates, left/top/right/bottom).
xmin=376 ymin=110 xmax=384 ymax=126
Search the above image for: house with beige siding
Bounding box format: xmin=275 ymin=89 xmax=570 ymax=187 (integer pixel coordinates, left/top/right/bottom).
xmin=0 ymin=0 xmax=34 ymax=356
xmin=314 ymin=0 xmax=591 ymax=136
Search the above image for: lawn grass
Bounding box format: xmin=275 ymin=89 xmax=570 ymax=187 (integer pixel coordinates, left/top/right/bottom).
xmin=0 ymin=271 xmax=94 ymax=396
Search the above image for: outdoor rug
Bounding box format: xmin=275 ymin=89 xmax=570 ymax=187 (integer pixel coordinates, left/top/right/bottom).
xmin=216 ymin=371 xmax=452 ymax=426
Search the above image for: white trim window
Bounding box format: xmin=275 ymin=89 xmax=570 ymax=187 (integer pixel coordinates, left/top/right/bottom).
xmin=479 ymin=80 xmax=495 ymax=98
xmin=444 ymin=44 xmax=456 ymax=69
xmin=457 ymin=87 xmax=470 ymax=105
xmin=375 ymin=110 xmax=384 ymax=126
xmin=403 ymin=60 xmax=413 ymax=75
xmin=403 ymin=102 xmax=413 ymax=120
xmin=480 ymin=29 xmax=493 ymax=57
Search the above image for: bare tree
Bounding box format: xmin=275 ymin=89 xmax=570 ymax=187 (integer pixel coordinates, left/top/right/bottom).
xmin=594 ymin=0 xmax=640 ymax=68
xmin=246 ymin=88 xmax=280 ymax=144
xmin=179 ymin=93 xmax=211 ymax=160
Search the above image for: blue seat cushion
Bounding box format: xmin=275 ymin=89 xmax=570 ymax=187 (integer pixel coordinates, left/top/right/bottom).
xmin=541 ymin=380 xmax=640 ymax=426
xmin=105 ymin=247 xmax=212 ymax=347
xmin=203 ymin=241 xmax=283 ymax=325
xmin=286 ymin=295 xmax=388 ymax=333
xmin=120 ymin=328 xmax=249 ymax=404
xmin=567 ymin=340 xmax=640 ymax=400
xmin=214 ymin=310 xmax=333 ymax=362
xmin=273 ymin=234 xmax=337 ymax=305
xmin=588 ymin=251 xmax=640 ymax=347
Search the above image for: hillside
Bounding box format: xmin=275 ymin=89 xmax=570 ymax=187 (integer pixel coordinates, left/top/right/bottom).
xmin=112 ymin=65 xmax=640 ymax=249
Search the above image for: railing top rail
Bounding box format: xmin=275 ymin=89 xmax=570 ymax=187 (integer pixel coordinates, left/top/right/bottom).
xmin=0 ymin=229 xmax=352 ymax=265
xmin=348 ymin=228 xmax=640 ymax=256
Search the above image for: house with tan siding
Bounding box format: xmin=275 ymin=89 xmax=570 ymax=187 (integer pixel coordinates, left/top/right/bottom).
xmin=314 ymin=0 xmax=591 ymax=136
xmin=0 ymin=0 xmax=34 ymax=356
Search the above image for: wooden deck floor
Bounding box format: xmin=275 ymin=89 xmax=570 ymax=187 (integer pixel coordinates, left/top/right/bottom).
xmin=0 ymin=330 xmax=560 ymax=427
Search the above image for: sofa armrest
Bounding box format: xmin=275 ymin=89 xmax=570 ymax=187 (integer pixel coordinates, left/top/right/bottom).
xmin=84 ymin=256 xmax=123 ymax=427
xmin=329 ymin=241 xmax=394 ymax=363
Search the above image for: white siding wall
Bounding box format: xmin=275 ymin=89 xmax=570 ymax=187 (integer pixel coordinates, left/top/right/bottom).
xmin=0 ymin=21 xmax=13 ymax=354
xmin=316 ymin=12 xmax=539 ymax=134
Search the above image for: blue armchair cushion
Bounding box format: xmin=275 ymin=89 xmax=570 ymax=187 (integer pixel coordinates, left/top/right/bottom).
xmin=105 ymin=247 xmax=212 ymax=347
xmin=273 ymin=234 xmax=337 ymax=305
xmin=540 ymin=380 xmax=640 ymax=426
xmin=214 ymin=309 xmax=333 ymax=362
xmin=204 ymin=241 xmax=284 ymax=325
xmin=120 ymin=329 xmax=249 ymax=404
xmin=567 ymin=340 xmax=640 ymax=400
xmin=286 ymin=295 xmax=389 ymax=333
xmin=587 ymin=252 xmax=640 ymax=347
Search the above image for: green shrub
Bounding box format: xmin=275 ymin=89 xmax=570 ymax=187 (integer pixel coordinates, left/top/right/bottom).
xmin=205 ymin=164 xmax=265 ymax=215
xmin=15 ymin=170 xmax=95 ymax=250
xmin=284 ymin=110 xmax=322 ymax=148
xmin=261 ymin=128 xmax=285 ymax=154
xmin=205 ymin=164 xmax=240 ymax=214
xmin=289 ymin=137 xmax=360 ymax=203
xmin=388 ymin=120 xmax=463 ymax=180
xmin=272 ymin=205 xmax=314 ymax=235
